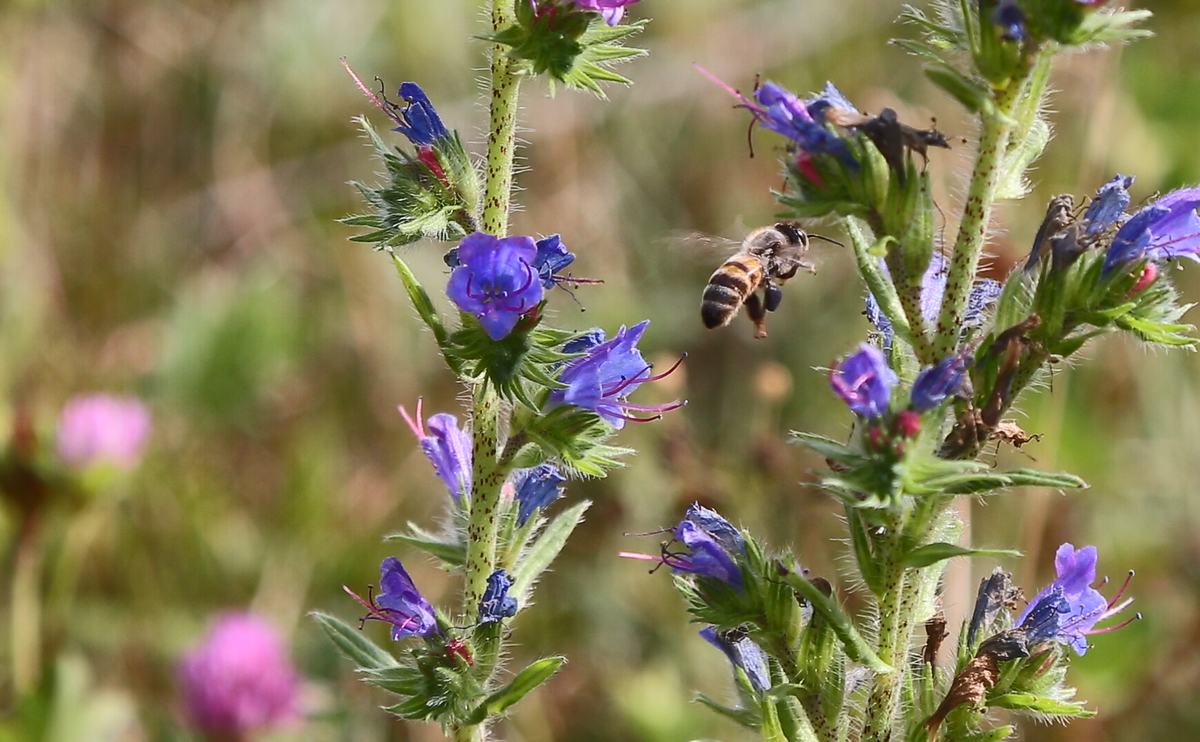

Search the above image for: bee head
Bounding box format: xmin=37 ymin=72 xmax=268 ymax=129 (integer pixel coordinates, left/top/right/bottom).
xmin=773 ymin=222 xmax=809 ymax=248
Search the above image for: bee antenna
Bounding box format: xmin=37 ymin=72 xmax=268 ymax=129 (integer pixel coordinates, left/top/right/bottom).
xmin=809 ymin=234 xmax=844 ymax=247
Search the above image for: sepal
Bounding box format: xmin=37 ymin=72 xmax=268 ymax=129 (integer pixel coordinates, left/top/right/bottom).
xmin=522 ymin=405 xmax=633 ymax=477
xmin=342 ymin=117 xmax=479 ymax=249
xmin=483 ymin=3 xmax=646 ymax=97
xmin=445 ymin=318 xmax=574 ymax=408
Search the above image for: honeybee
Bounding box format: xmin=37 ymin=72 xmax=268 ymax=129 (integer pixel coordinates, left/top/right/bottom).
xmin=701 ymin=221 xmax=827 ymax=339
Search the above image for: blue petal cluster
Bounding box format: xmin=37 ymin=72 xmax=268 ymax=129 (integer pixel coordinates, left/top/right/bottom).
xmin=671 ymin=513 xmax=744 ymax=588
xmin=446 ymin=232 xmax=545 ymax=341
xmin=365 ymin=557 xmax=439 ymax=640
xmin=1017 ymin=544 xmax=1121 ymax=655
xmin=392 ymin=82 xmax=450 ymax=147
xmin=991 ymin=0 xmax=1028 ymax=42
xmin=531 ymin=234 xmax=577 ymax=289
xmin=700 ymin=627 xmax=771 ymax=693
xmin=1084 ymin=174 xmax=1134 ymax=236
xmin=1104 ymin=186 xmax=1200 ymax=275
xmin=910 ymin=355 xmax=968 ymax=412
xmin=401 ymin=404 xmax=472 ymax=503
xmin=547 ymin=321 xmax=683 ymax=429
xmin=684 ymin=502 xmax=744 ymax=556
xmin=512 ymin=463 xmax=566 ymax=525
xmin=753 ymin=81 xmax=856 ymax=166
xmin=478 ymin=569 xmax=519 ymax=625
xmin=830 ymin=343 xmax=896 ymax=420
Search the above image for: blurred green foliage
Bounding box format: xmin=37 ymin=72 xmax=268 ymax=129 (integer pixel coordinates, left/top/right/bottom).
xmin=2 ymin=0 xmax=1200 ymax=740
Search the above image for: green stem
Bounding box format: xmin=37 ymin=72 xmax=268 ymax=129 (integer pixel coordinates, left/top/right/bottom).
xmin=453 ymin=726 xmax=486 ymax=742
xmin=463 ymin=383 xmax=506 ymax=610
xmin=931 ymin=82 xmax=1024 ymax=357
xmin=12 ymin=511 xmax=43 ymax=696
xmin=860 ymin=552 xmax=908 ymax=742
xmin=481 ymin=1 xmax=522 ymax=237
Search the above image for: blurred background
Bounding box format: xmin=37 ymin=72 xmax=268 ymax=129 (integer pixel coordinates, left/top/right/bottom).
xmin=2 ymin=0 xmax=1200 ymax=740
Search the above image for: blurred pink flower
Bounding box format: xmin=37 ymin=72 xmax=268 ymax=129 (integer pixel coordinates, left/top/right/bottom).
xmin=55 ymin=394 xmax=151 ymax=470
xmin=178 ymin=613 xmax=300 ymax=740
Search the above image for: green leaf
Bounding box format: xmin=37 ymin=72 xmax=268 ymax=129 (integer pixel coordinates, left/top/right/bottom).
xmin=523 ymin=405 xmax=633 ymax=477
xmin=790 ymin=431 xmax=866 ymax=467
xmin=959 ymin=727 xmax=1016 ymax=742
xmin=558 ymin=20 xmax=648 ymax=98
xmin=935 ymin=467 xmax=1087 ymax=494
xmin=902 ymin=543 xmax=1020 ymax=569
xmin=311 ymin=611 xmax=398 ymax=670
xmin=924 ymin=66 xmax=990 ymax=114
xmin=847 ymin=509 xmax=882 ymax=594
xmin=694 ymin=694 xmax=761 ymax=730
xmin=392 ymin=255 xmax=448 ymax=348
xmin=385 ymin=524 xmax=465 ymax=568
xmin=989 ymin=692 xmax=1095 ymax=718
xmin=466 ymin=657 xmax=566 ymax=723
xmin=360 ymin=665 xmax=426 ymax=696
xmin=995 ymin=116 xmax=1049 ymax=201
xmin=510 ymin=500 xmax=591 ymax=602
xmin=779 ymin=563 xmax=894 ymax=675
xmin=845 ymin=219 xmax=914 ymax=347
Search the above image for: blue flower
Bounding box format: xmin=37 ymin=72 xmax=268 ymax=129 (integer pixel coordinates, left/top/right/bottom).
xmin=830 ymin=343 xmax=896 ymax=420
xmin=700 ymin=627 xmax=770 ymax=693
xmin=1104 ymin=186 xmax=1200 ymax=275
xmin=478 ymin=569 xmax=518 ymax=625
xmin=684 ymin=502 xmax=744 ymax=556
xmin=531 ymin=234 xmax=577 ymax=289
xmin=563 ymin=328 xmax=606 ymax=355
xmin=512 ymin=463 xmax=566 ymax=525
xmin=344 ymin=557 xmax=438 ymax=641
xmin=400 ymin=400 xmax=472 ymax=503
xmin=865 ymin=253 xmax=1000 ymax=351
xmin=753 ymin=81 xmax=856 ymax=166
xmin=1084 ymin=174 xmax=1134 ymax=236
xmin=547 ymin=321 xmax=684 ymax=429
xmin=389 ymin=82 xmax=450 ymax=147
xmin=620 ymin=506 xmax=744 ymax=588
xmin=991 ymin=0 xmax=1028 ymax=42
xmin=446 ymin=232 xmax=545 ymax=341
xmin=911 ymin=355 xmax=968 ymax=412
xmin=1017 ymin=543 xmax=1136 ymax=655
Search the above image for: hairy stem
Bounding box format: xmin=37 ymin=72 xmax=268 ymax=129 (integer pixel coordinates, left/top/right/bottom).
xmin=861 ymin=547 xmax=909 ymax=742
xmin=932 ymin=82 xmax=1024 ymax=357
xmin=481 ymin=1 xmax=522 ymax=237
xmin=464 ymin=383 xmax=506 ymax=611
xmin=454 ymin=725 xmax=487 ymax=742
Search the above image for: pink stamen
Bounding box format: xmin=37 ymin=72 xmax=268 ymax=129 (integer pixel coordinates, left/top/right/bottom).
xmin=398 ymin=398 xmax=426 ymax=439
xmin=1149 ymin=230 xmax=1200 ymax=250
xmin=1085 ymin=612 xmax=1141 ymax=635
xmin=619 ymin=400 xmax=687 ymax=413
xmin=610 ymin=411 xmax=665 ymax=423
xmin=602 ymin=366 xmax=653 ymax=397
xmin=1107 ymin=570 xmax=1135 ymax=609
xmin=341 ymin=59 xmax=404 ymax=127
xmin=643 ymin=353 xmax=687 ymax=383
xmin=694 ymin=64 xmax=761 ymax=113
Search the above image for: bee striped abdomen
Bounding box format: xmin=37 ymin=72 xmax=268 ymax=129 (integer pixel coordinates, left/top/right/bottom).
xmin=701 ymin=256 xmax=763 ymax=329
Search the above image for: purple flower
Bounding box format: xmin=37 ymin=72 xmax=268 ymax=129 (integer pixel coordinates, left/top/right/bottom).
xmin=399 ymin=399 xmax=472 ymax=503
xmin=547 ymin=321 xmax=684 ymax=429
xmin=910 ymin=355 xmax=968 ymax=412
xmin=571 ymin=0 xmax=640 ymax=25
xmin=865 ymin=253 xmax=1000 ymax=351
xmin=620 ymin=506 xmax=744 ymax=588
xmin=447 ymin=232 xmax=544 ymax=341
xmin=512 ymin=463 xmax=566 ymax=525
xmin=700 ymin=626 xmax=771 ymax=693
xmin=345 ymin=557 xmax=439 ymax=641
xmin=478 ymin=569 xmax=518 ymax=625
xmin=563 ymin=328 xmax=606 ymax=354
xmin=388 ymin=82 xmax=449 ymax=147
xmin=178 ymin=613 xmax=299 ymax=739
xmin=55 ymin=394 xmax=151 ymax=470
xmin=1017 ymin=543 xmax=1136 ymax=655
xmin=1104 ymin=186 xmax=1200 ymax=275
xmin=830 ymin=344 xmax=896 ymax=420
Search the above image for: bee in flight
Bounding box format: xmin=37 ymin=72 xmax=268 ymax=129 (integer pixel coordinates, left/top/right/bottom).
xmin=701 ymin=221 xmax=835 ymax=339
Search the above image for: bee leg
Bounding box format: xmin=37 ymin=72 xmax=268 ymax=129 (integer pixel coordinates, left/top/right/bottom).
xmin=764 ymin=283 xmax=784 ymax=312
xmin=744 ymin=292 xmax=768 ymax=339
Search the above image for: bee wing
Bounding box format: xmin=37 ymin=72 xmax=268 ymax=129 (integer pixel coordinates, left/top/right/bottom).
xmin=660 ymin=230 xmax=744 ymax=260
